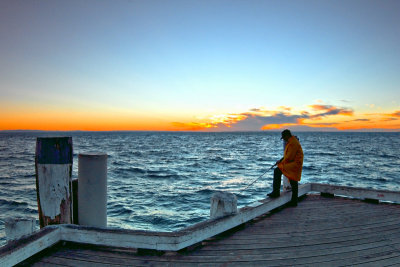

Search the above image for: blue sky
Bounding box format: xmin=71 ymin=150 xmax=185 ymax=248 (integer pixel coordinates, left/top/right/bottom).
xmin=1 ymin=0 xmax=399 ymax=131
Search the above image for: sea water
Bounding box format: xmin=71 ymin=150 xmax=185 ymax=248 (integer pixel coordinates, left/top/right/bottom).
xmin=0 ymin=131 xmax=399 ymax=246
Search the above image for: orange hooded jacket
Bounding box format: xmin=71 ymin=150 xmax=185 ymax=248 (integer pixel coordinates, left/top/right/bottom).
xmin=278 ymin=136 xmax=303 ymax=181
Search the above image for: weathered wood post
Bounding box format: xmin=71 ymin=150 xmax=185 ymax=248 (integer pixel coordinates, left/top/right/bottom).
xmin=5 ymin=218 xmax=36 ymax=242
xmin=72 ymin=178 xmax=79 ymax=224
xmin=78 ymin=153 xmax=108 ymax=227
xmin=210 ymin=192 xmax=237 ymax=219
xmin=35 ymin=137 xmax=73 ymax=228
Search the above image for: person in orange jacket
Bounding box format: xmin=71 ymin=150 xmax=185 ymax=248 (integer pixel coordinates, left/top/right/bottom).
xmin=267 ymin=129 xmax=303 ymax=206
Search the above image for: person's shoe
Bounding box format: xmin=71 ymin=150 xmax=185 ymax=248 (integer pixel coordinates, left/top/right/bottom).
xmin=267 ymin=192 xmax=280 ymax=198
xmin=287 ymin=201 xmax=297 ymax=207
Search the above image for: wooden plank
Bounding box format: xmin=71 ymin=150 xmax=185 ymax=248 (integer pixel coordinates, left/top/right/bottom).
xmin=0 ymin=226 xmax=60 ymax=267
xmin=192 ymin=244 xmax=400 ymax=265
xmin=250 ymin=208 xmax=399 ymax=224
xmin=202 ymin=225 xmax=400 ymax=247
xmin=33 ymin=256 xmax=115 ymax=267
xmin=246 ymin=197 xmax=399 ymax=226
xmin=308 ymin=249 xmax=400 ymax=266
xmin=58 ymin=236 xmax=400 ymax=260
xmin=59 ymin=224 xmax=182 ymax=251
xmin=174 ymin=183 xmax=311 ymax=250
xmin=39 ymin=239 xmax=400 ymax=265
xmin=31 ymin=262 xmax=65 ymax=267
xmin=198 ymin=233 xmax=397 ymax=251
xmin=311 ymin=183 xmax=400 ymax=203
xmin=239 ymin=215 xmax=400 ymax=236
xmin=220 ymin=220 xmax=400 ymax=242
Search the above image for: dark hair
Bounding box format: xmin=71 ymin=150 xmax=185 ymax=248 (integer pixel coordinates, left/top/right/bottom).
xmin=281 ymin=129 xmax=292 ymax=139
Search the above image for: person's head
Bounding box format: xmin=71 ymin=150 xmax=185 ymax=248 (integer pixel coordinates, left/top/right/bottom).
xmin=281 ymin=129 xmax=292 ymax=141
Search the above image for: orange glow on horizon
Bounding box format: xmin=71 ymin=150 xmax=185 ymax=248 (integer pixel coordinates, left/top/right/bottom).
xmin=261 ymin=123 xmax=297 ymax=130
xmin=1 ymin=106 xmax=399 ymax=132
xmin=0 ymin=107 xmax=177 ymax=131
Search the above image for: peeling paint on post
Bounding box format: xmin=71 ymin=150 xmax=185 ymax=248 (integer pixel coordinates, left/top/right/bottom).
xmin=35 ymin=137 xmax=73 ymax=228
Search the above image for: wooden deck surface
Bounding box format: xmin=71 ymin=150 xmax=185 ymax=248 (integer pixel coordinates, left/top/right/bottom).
xmin=19 ymin=194 xmax=400 ymax=266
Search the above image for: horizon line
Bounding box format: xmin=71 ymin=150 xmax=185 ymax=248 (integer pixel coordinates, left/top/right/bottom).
xmin=1 ymin=129 xmax=399 ymax=133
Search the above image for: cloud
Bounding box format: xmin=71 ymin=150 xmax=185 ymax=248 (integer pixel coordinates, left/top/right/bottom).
xmin=389 ymin=111 xmax=400 ymax=117
xmin=172 ymin=122 xmax=215 ymax=131
xmin=308 ymin=105 xmax=353 ymax=118
xmin=211 ymin=113 xmax=303 ymax=131
xmin=221 ymin=105 xmax=353 ymax=131
xmin=349 ymin=119 xmax=370 ymax=122
xmin=380 ymin=118 xmax=398 ymax=122
xmin=171 ymin=104 xmax=400 ymax=132
xmin=267 ymin=124 xmax=340 ymax=132
xmin=277 ymin=106 xmax=292 ymax=111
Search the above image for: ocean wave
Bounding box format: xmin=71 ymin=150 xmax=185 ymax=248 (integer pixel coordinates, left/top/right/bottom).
xmin=112 ymin=160 xmax=124 ymax=166
xmin=145 ymin=169 xmax=181 ymax=180
xmin=114 ymin=166 xmax=146 ymax=174
xmin=119 ymin=151 xmax=143 ymax=157
xmin=188 ymin=162 xmax=201 ymax=168
xmin=376 ymin=177 xmax=390 ymax=183
xmin=206 ymin=148 xmax=222 ymax=153
xmin=147 ymin=173 xmax=181 ymax=179
xmin=0 ymin=181 xmax=14 ymax=186
xmin=0 ymin=199 xmax=29 ymax=207
xmin=302 ymin=165 xmax=316 ymax=171
xmin=6 ymin=155 xmax=31 ymax=162
xmin=212 ymin=156 xmax=237 ymax=164
xmin=136 ymin=214 xmax=176 ymax=226
xmin=1 ymin=131 xmax=400 ymax=246
xmin=378 ymin=154 xmax=398 ymax=159
xmin=196 ymin=187 xmax=218 ymax=195
xmin=109 ymin=204 xmax=133 ymax=216
xmin=311 ymin=151 xmax=339 ymax=157
xmin=24 ymin=207 xmax=38 ymax=214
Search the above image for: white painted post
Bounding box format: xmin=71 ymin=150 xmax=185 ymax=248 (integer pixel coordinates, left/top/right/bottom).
xmin=210 ymin=192 xmax=237 ymax=219
xmin=5 ymin=218 xmax=36 ymax=242
xmin=35 ymin=137 xmax=73 ymax=227
xmin=78 ymin=153 xmax=108 ymax=227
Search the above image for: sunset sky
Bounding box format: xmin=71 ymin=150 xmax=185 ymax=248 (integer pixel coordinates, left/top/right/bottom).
xmin=1 ymin=0 xmax=399 ymax=131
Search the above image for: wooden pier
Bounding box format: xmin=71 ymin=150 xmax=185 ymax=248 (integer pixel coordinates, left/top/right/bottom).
xmin=1 ymin=183 xmax=400 ymax=266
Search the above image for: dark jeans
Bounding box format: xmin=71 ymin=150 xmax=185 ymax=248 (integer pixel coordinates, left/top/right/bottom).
xmin=273 ymin=167 xmax=298 ymax=204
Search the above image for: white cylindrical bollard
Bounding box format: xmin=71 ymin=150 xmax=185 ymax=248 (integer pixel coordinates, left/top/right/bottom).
xmin=5 ymin=218 xmax=36 ymax=241
xmin=78 ymin=152 xmax=108 ymax=227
